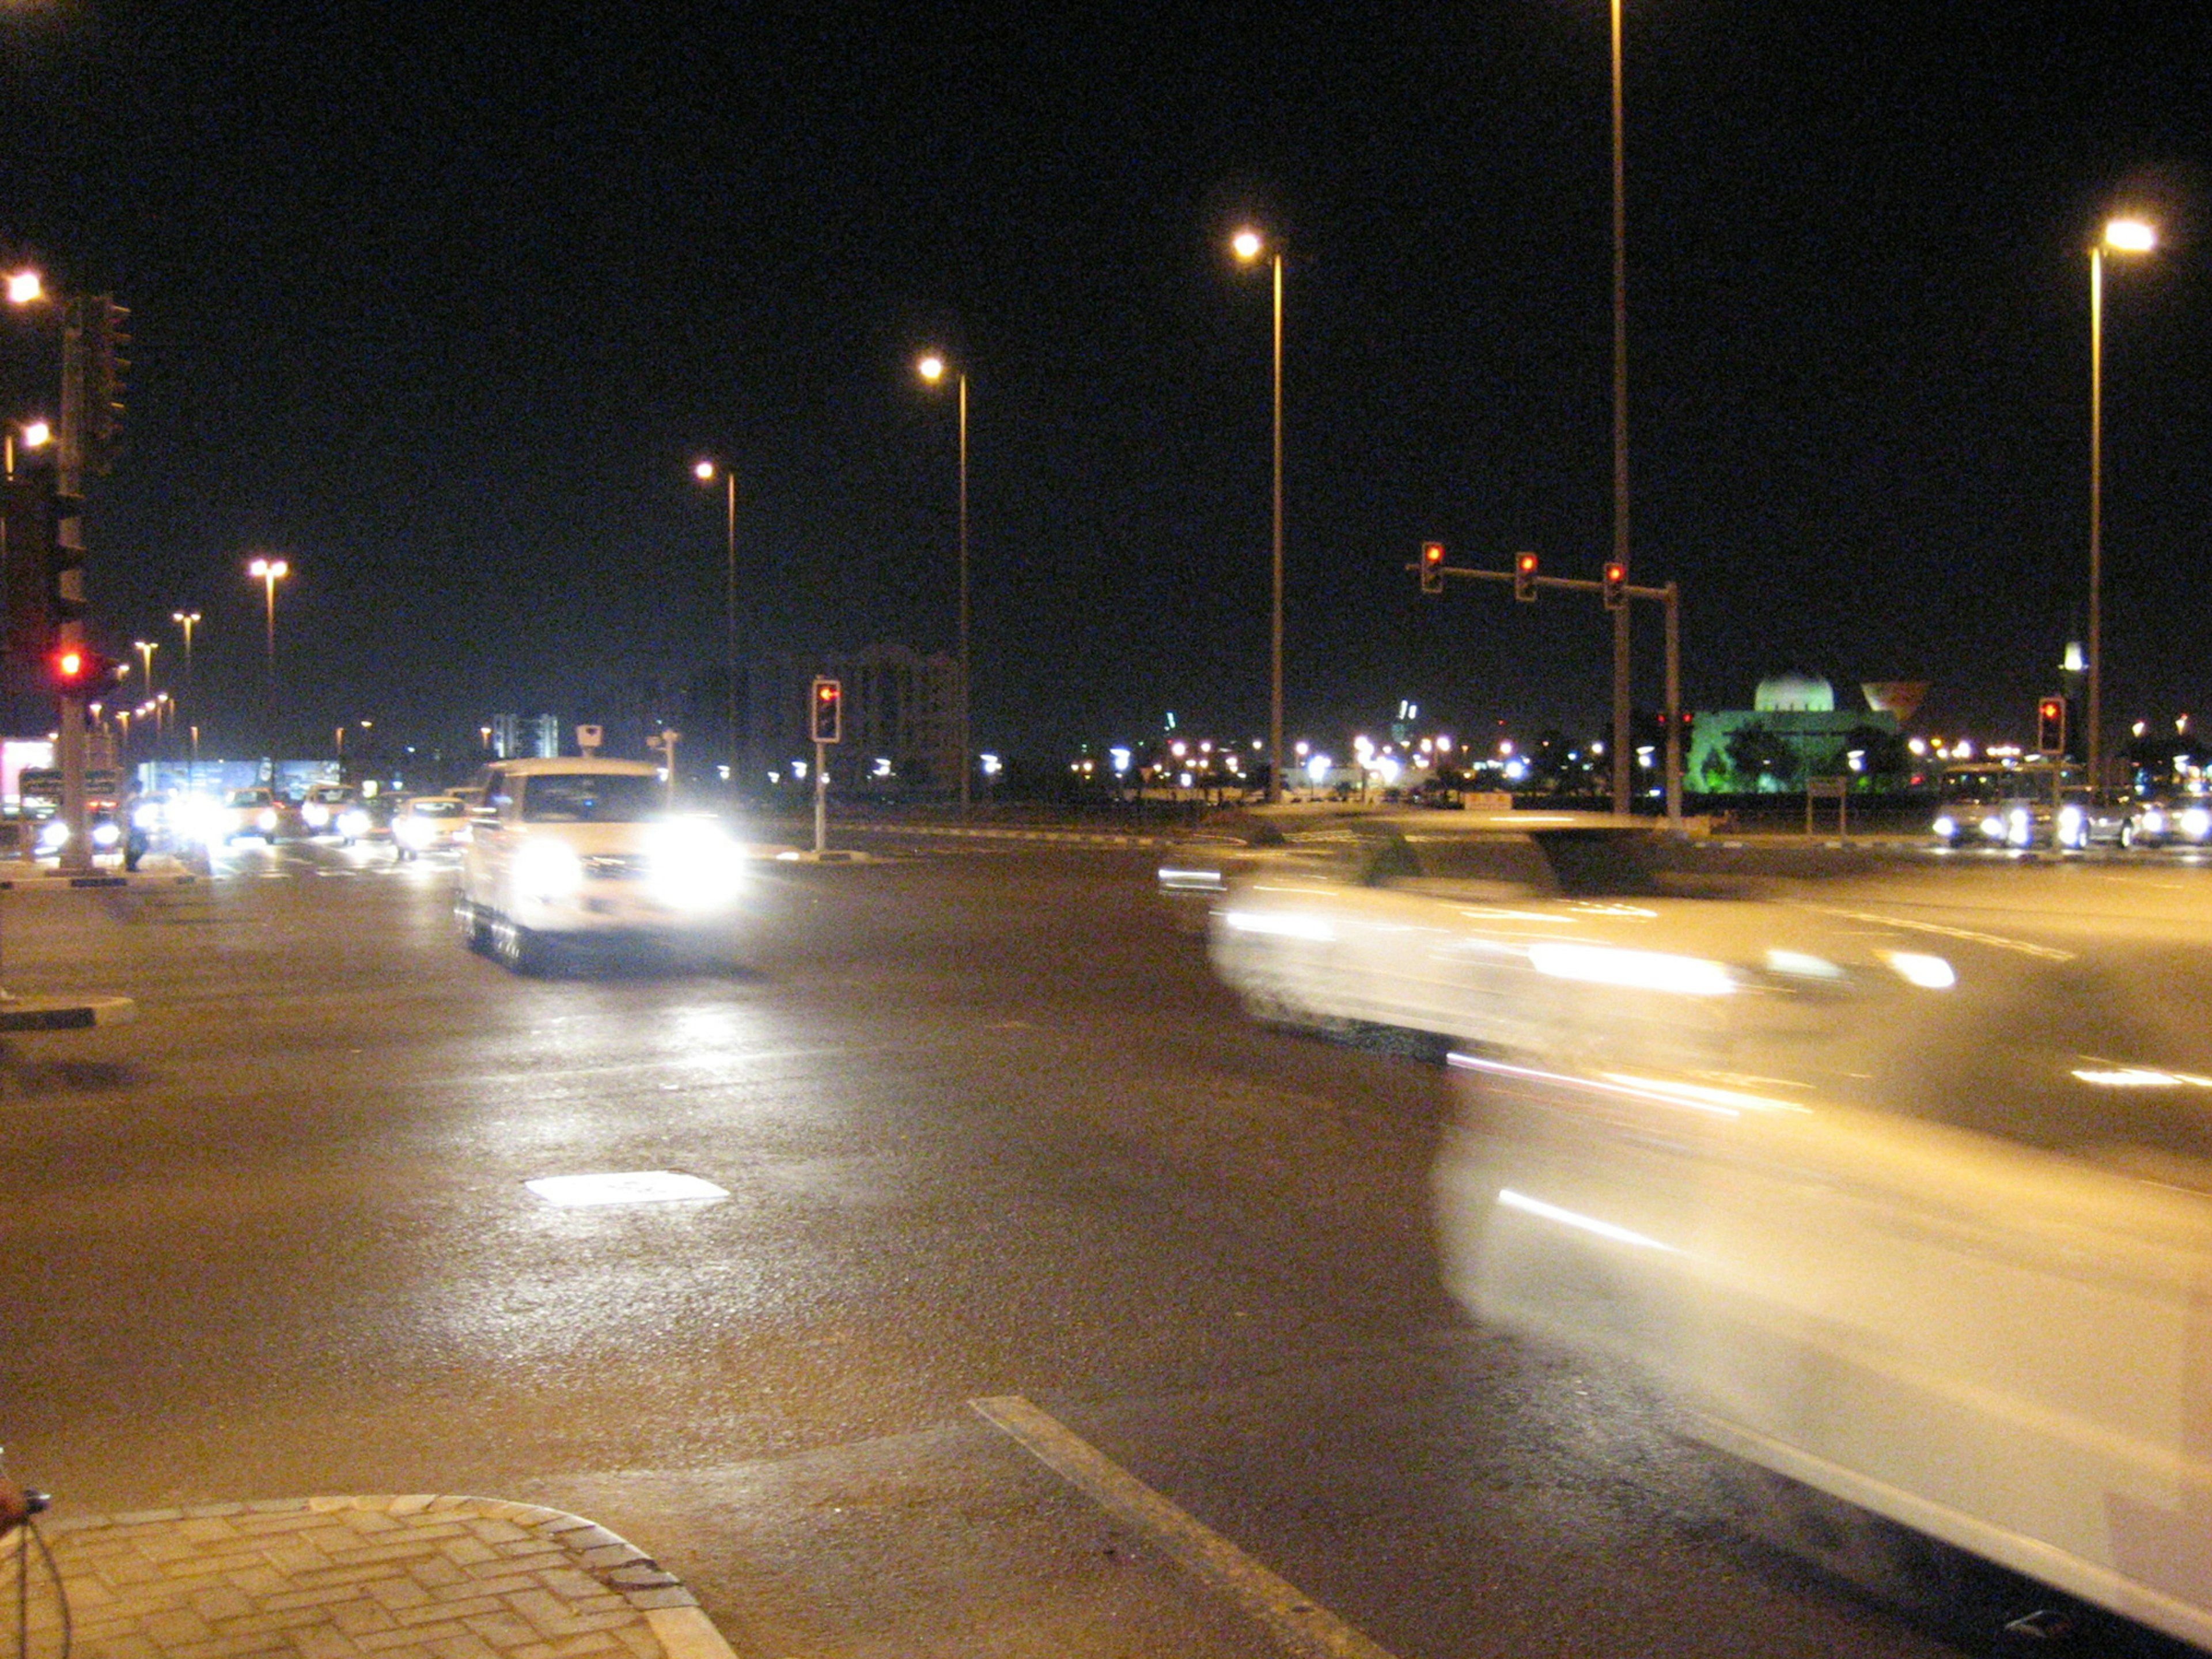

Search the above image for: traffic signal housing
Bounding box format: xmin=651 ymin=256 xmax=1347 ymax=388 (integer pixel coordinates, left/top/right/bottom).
xmin=1513 ymin=551 xmax=1539 ymax=602
xmin=1602 ymin=560 xmax=1628 ymax=611
xmin=810 ymin=676 xmax=843 ymax=745
xmin=1419 ymin=540 xmax=1445 ymax=594
xmin=2036 ymin=695 xmax=2067 ymax=757
xmin=85 ymin=295 xmax=129 ymax=458
xmin=45 ymin=641 xmax=121 ymax=699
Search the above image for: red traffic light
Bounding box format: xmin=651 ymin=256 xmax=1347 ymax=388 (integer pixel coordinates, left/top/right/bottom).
xmin=2036 ymin=695 xmax=2067 ymax=756
xmin=1419 ymin=540 xmax=1445 ymax=594
xmin=46 ymin=643 xmax=119 ymax=696
xmin=1601 ymin=560 xmax=1628 ymax=611
xmin=1513 ymin=551 xmax=1539 ymax=602
xmin=810 ymin=676 xmax=843 ymax=745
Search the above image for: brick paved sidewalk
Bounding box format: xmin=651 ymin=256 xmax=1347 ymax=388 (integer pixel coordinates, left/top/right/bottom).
xmin=3 ymin=1496 xmax=741 ymax=1659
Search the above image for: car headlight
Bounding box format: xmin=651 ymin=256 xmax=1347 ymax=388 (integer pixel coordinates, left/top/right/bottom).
xmin=514 ymin=838 xmax=585 ymax=900
xmin=645 ymin=819 xmax=743 ymax=910
xmin=1931 ymin=813 xmax=1957 ymax=839
xmin=1979 ymin=812 xmax=2008 ymax=842
xmin=2006 ymin=807 xmax=2032 ymax=846
xmin=397 ymin=818 xmax=431 ymax=847
xmin=2059 ymin=804 xmax=2085 ymax=842
xmin=91 ymin=819 xmax=121 ymax=849
xmin=303 ymin=802 xmax=330 ymax=828
xmin=35 ymin=820 xmax=65 ymax=853
xmin=132 ymin=802 xmax=162 ymax=830
xmin=2183 ymin=807 xmax=2212 ymax=843
xmin=339 ymin=808 xmax=370 ymax=836
xmin=256 ymin=807 xmax=278 ymax=833
xmin=2142 ymin=808 xmax=2169 ymax=836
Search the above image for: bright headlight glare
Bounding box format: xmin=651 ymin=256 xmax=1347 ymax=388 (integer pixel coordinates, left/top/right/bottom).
xmin=2183 ymin=808 xmax=2211 ymax=842
xmin=646 ymin=820 xmax=741 ymax=908
xmin=515 ymin=838 xmax=584 ymax=899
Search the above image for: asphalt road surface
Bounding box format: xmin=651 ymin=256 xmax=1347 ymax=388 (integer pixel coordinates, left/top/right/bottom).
xmin=0 ymin=829 xmax=2190 ymax=1658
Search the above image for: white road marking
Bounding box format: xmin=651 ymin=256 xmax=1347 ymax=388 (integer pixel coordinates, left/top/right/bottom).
xmin=970 ymin=1393 xmax=1402 ymax=1659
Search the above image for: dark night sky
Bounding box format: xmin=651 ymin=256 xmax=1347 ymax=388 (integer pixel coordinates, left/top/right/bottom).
xmin=2 ymin=0 xmax=2208 ymax=763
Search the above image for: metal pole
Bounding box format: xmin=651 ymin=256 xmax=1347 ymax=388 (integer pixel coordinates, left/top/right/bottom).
xmin=1664 ymin=582 xmax=1682 ymax=832
xmin=2088 ymin=245 xmax=2104 ymax=796
xmin=957 ymin=372 xmax=971 ymax=813
xmin=1268 ymin=252 xmax=1285 ymax=806
xmin=1609 ymin=0 xmax=1633 ymax=817
xmin=724 ymin=470 xmax=737 ymax=798
xmin=813 ymin=738 xmax=828 ymax=854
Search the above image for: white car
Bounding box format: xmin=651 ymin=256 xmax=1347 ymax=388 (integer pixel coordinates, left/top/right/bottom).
xmin=1419 ymin=862 xmax=2212 ymax=1649
xmin=454 ymin=757 xmax=743 ymax=972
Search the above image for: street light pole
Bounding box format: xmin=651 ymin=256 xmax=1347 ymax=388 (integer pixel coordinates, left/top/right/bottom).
xmin=691 ymin=460 xmax=740 ymax=798
xmin=248 ymin=556 xmax=289 ymax=755
xmin=1232 ymin=229 xmax=1286 ymax=805
xmin=2089 ymin=215 xmax=2154 ymax=796
xmin=1608 ymin=0 xmax=1633 ymax=817
xmin=916 ymin=354 xmax=972 ymax=811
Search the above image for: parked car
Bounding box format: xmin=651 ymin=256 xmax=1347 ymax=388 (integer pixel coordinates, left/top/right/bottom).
xmin=454 ymin=757 xmax=744 ymax=972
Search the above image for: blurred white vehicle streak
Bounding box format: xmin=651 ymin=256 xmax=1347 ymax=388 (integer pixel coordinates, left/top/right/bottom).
xmin=1213 ymin=839 xmax=2212 ymax=1647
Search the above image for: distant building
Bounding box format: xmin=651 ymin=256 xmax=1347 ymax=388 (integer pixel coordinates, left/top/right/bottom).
xmin=752 ymin=643 xmax=959 ymax=793
xmin=1687 ymin=673 xmax=1906 ymax=793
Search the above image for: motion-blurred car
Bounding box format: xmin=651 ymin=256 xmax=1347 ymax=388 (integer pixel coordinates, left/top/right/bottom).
xmin=391 ymin=794 xmax=470 ymax=860
xmin=1933 ymin=787 xmax=2122 ymax=850
xmin=2120 ymin=795 xmax=2212 ymax=850
xmin=454 ymin=757 xmax=744 ymax=972
xmin=298 ymin=783 xmax=370 ymax=844
xmin=1430 ymin=863 xmax=2212 ymax=1650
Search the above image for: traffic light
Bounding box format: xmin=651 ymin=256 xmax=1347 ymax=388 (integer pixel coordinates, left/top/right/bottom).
xmin=810 ymin=676 xmax=843 ymax=745
xmin=2036 ymin=694 xmax=2067 ymax=756
xmin=44 ymin=641 xmax=120 ymax=699
xmin=1513 ymin=551 xmax=1539 ymax=602
xmin=1419 ymin=540 xmax=1445 ymax=595
xmin=84 ymin=295 xmax=128 ymax=457
xmin=1601 ymin=560 xmax=1627 ymax=611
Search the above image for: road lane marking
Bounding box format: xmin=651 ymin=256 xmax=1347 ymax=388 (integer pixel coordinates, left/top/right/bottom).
xmin=969 ymin=1394 xmax=1402 ymax=1659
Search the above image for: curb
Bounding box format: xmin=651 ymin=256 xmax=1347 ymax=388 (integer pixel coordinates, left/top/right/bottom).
xmin=38 ymin=1493 xmax=744 ymax=1659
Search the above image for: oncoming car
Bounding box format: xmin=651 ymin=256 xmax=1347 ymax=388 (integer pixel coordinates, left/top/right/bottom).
xmin=391 ymin=794 xmax=470 ymax=860
xmin=453 ymin=757 xmax=744 ymax=972
xmin=298 ymin=783 xmax=370 ymax=844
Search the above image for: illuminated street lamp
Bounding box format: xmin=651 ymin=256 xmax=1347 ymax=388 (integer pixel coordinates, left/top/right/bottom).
xmin=247 ymin=556 xmax=287 ymax=675
xmin=132 ymin=638 xmax=157 ymax=706
xmin=2089 ymin=214 xmax=2156 ymax=793
xmin=916 ymin=351 xmax=971 ymax=810
xmin=5 ymin=417 xmax=50 ymax=479
xmin=691 ymin=459 xmax=740 ymax=793
xmin=1229 ymin=226 xmax=1285 ymax=804
xmin=6 ymin=270 xmax=41 ymax=307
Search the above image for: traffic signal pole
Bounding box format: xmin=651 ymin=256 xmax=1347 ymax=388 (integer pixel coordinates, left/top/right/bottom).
xmin=1414 ymin=552 xmax=1683 ymax=832
xmin=54 ymin=301 xmax=90 ymax=871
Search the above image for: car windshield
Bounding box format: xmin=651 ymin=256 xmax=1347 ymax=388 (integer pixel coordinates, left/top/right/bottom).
xmin=412 ymin=800 xmax=463 ymax=819
xmin=519 ymin=772 xmax=661 ymax=823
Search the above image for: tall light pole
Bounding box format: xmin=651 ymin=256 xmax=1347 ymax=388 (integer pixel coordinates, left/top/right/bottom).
xmin=1230 ymin=228 xmax=1286 ymax=805
xmin=916 ymin=352 xmax=971 ymax=810
xmin=248 ymin=556 xmax=288 ymax=755
xmin=691 ymin=459 xmax=740 ymax=797
xmin=2089 ymin=215 xmax=2155 ymax=796
xmin=1607 ymin=0 xmax=1634 ymax=816
xmin=171 ymin=609 xmax=199 ymax=738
